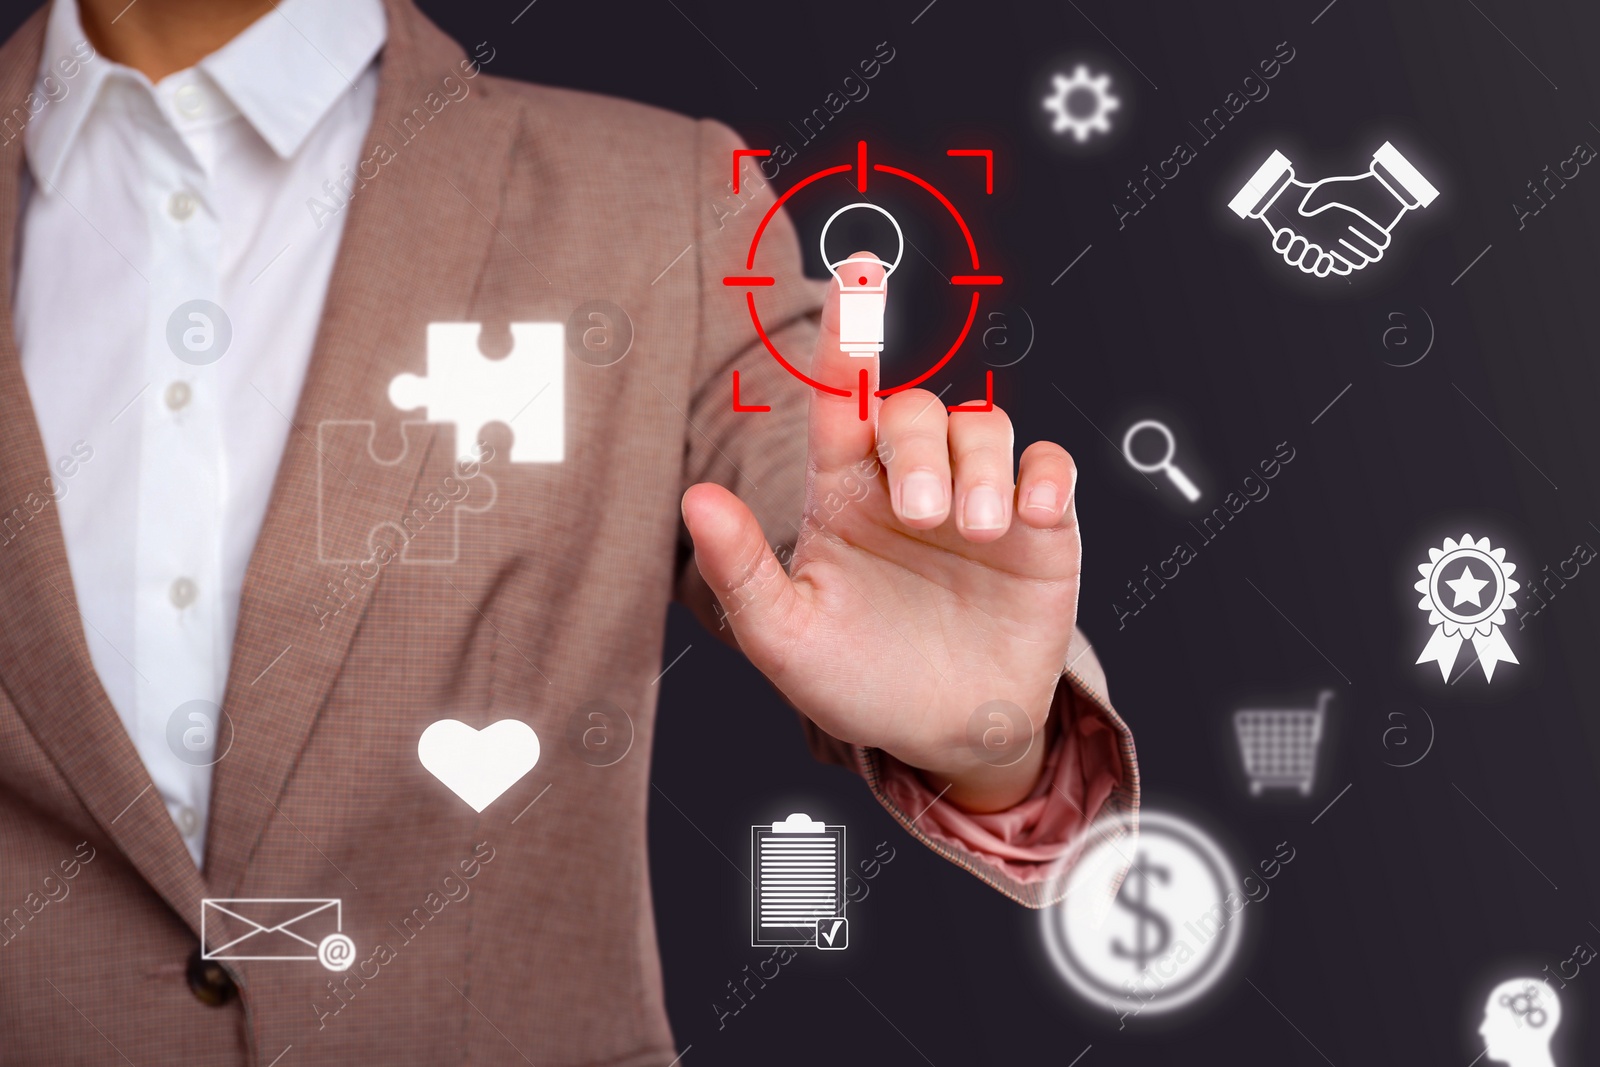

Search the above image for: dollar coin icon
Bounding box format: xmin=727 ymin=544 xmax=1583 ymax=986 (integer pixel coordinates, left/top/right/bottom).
xmin=1041 ymin=809 xmax=1244 ymax=1018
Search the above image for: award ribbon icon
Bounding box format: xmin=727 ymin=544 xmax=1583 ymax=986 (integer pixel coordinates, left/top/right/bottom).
xmin=1414 ymin=534 xmax=1520 ymax=682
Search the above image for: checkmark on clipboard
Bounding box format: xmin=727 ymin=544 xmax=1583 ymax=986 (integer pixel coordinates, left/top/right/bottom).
xmin=816 ymin=917 xmax=848 ymax=950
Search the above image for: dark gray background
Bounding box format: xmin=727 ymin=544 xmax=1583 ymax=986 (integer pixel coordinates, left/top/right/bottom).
xmin=403 ymin=1 xmax=1600 ymax=1064
xmin=11 ymin=0 xmax=1596 ymax=1062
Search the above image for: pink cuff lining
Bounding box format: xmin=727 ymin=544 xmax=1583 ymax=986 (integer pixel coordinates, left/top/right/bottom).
xmin=873 ymin=684 xmax=1132 ymax=890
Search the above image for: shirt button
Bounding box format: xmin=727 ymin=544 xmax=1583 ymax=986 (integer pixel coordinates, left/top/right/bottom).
xmin=175 ymin=805 xmax=200 ymax=837
xmin=165 ymin=381 xmax=192 ymax=411
xmin=168 ymin=191 xmax=197 ymax=221
xmin=186 ymin=946 xmax=237 ymax=1007
xmin=170 ymin=577 xmax=198 ymax=609
xmin=174 ymin=83 xmax=204 ymax=117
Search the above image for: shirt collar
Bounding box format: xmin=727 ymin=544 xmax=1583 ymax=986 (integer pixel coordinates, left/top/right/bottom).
xmin=25 ymin=0 xmax=112 ymax=190
xmin=26 ymin=0 xmax=386 ymax=187
xmin=200 ymin=0 xmax=386 ymax=159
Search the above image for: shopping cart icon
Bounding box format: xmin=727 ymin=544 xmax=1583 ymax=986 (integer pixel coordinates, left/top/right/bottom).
xmin=1234 ymin=690 xmax=1333 ymax=796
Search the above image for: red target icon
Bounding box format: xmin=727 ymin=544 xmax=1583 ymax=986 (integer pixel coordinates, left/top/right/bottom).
xmin=723 ymin=142 xmax=1001 ymax=419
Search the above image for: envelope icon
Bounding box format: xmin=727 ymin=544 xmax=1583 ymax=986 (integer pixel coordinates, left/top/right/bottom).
xmin=202 ymin=898 xmax=344 ymax=961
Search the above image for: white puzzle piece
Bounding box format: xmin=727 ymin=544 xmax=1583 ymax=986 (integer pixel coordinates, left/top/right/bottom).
xmin=390 ymin=322 xmax=565 ymax=464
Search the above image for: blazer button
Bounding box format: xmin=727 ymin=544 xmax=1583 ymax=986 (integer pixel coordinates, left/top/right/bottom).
xmin=186 ymin=946 xmax=237 ymax=1006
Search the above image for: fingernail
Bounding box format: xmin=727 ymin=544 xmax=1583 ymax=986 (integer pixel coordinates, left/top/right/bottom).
xmin=899 ymin=471 xmax=947 ymax=521
xmin=1023 ymin=483 xmax=1058 ymax=513
xmin=963 ymin=485 xmax=1006 ymax=531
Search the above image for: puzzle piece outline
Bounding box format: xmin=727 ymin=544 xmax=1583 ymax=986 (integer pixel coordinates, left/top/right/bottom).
xmin=389 ymin=322 xmax=565 ymax=465
xmin=315 ymin=419 xmax=498 ymax=566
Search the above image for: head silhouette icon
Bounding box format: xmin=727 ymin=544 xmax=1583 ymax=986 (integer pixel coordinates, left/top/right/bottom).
xmin=1479 ymin=978 xmax=1561 ymax=1067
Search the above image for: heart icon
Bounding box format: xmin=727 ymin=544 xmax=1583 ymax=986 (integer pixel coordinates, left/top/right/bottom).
xmin=417 ymin=719 xmax=540 ymax=812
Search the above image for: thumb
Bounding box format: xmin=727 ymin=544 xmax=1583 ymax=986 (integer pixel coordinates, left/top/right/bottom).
xmin=681 ymin=482 xmax=802 ymax=649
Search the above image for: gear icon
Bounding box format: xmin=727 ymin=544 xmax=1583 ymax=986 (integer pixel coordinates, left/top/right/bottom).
xmin=1043 ymin=66 xmax=1119 ymax=142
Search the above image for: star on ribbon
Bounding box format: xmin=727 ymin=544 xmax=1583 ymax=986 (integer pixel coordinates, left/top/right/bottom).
xmin=1444 ymin=564 xmax=1489 ymax=609
xmin=1414 ymin=534 xmax=1520 ymax=683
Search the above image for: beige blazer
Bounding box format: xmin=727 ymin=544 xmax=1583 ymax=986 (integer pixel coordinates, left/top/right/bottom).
xmin=0 ymin=2 xmax=1136 ymax=1063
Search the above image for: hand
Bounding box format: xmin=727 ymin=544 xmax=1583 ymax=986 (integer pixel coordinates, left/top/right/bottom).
xmin=1263 ymin=171 xmax=1400 ymax=277
xmin=1230 ymin=143 xmax=1439 ymax=278
xmin=682 ymin=254 xmax=1080 ymax=813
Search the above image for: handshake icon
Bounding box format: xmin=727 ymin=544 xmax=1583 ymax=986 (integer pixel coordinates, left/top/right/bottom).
xmin=1229 ymin=141 xmax=1438 ymax=277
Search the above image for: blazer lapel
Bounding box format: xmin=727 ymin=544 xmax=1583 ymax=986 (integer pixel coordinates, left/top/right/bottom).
xmin=0 ymin=10 xmax=211 ymax=934
xmin=201 ymin=1 xmax=519 ymax=894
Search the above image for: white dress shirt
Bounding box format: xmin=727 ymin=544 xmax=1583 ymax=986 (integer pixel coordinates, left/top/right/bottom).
xmin=15 ymin=0 xmax=387 ymax=866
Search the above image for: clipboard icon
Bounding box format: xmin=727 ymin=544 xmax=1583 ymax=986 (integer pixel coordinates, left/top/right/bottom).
xmin=751 ymin=813 xmax=845 ymax=948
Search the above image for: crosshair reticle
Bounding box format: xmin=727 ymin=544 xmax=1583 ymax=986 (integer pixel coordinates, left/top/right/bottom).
xmin=724 ymin=141 xmax=1003 ymax=420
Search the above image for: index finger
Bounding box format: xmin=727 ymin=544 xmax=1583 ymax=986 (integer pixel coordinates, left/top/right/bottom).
xmin=807 ymin=249 xmax=884 ymax=473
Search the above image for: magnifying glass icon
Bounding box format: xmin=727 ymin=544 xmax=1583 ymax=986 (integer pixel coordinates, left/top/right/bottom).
xmin=1122 ymin=420 xmax=1201 ymax=502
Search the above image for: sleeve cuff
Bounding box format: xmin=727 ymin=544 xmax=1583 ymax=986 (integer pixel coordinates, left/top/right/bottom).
xmin=1228 ymin=149 xmax=1293 ymax=219
xmin=852 ymin=632 xmax=1138 ymax=908
xmin=1372 ymin=141 xmax=1439 ymax=208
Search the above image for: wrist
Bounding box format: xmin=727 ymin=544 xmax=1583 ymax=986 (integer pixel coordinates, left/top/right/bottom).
xmin=909 ymin=704 xmax=1059 ymax=814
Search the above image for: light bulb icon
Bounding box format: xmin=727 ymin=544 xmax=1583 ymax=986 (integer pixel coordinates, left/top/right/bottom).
xmin=819 ymin=202 xmax=905 ymax=357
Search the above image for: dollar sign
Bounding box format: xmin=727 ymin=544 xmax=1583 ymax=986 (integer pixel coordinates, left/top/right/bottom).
xmin=1109 ymin=851 xmax=1171 ymax=970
